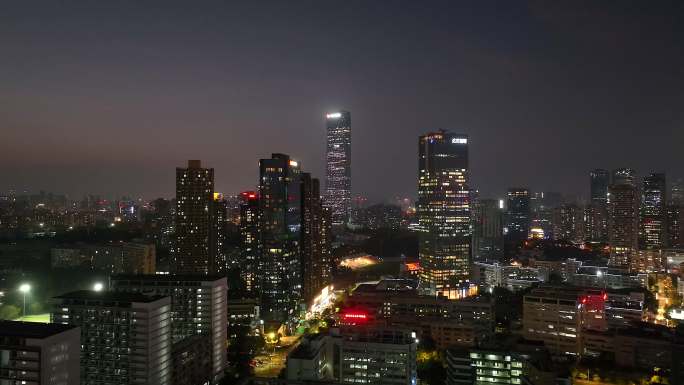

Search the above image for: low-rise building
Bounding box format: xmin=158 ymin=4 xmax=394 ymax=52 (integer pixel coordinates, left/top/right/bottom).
xmin=344 ymin=279 xmax=494 ymax=349
xmin=285 ymin=326 xmax=418 ymax=385
xmin=445 ymin=340 xmax=554 ymax=385
xmin=523 ymin=286 xmax=607 ymax=356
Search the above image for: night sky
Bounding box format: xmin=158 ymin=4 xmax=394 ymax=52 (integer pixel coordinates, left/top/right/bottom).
xmin=2 ymin=1 xmax=683 ymax=203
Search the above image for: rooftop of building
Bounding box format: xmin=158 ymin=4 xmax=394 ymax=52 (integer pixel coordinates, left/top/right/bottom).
xmin=353 ymin=279 xmax=418 ymax=294
xmin=111 ymin=274 xmax=227 ymax=283
xmin=525 ymin=285 xmax=604 ymax=300
xmin=0 ymin=321 xmax=78 ymax=339
xmin=54 ymin=290 xmax=167 ymax=303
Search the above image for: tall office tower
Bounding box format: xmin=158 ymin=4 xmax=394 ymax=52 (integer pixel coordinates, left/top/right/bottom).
xmin=668 ymin=204 xmax=681 ymax=248
xmin=472 ymin=199 xmax=504 ymax=262
xmin=505 ymin=188 xmax=531 ymax=242
xmin=640 ymin=173 xmax=667 ymax=250
xmin=258 ymin=153 xmax=303 ymax=324
xmin=552 ymin=203 xmax=585 ymax=243
xmin=239 ymin=191 xmax=260 ymax=292
xmin=324 ymin=111 xmax=352 ymax=226
xmin=612 ymin=168 xmax=636 ymax=187
xmin=608 ymin=182 xmax=639 ymax=269
xmin=174 ymin=160 xmax=216 ymax=274
xmin=110 ymin=275 xmax=228 ymax=383
xmin=588 ymin=169 xmax=610 ymax=242
xmin=300 ymin=173 xmax=332 ymax=304
xmin=210 ymin=193 xmax=227 ymax=274
xmin=52 ymin=291 xmax=172 ymax=385
xmin=417 ymin=131 xmax=471 ymax=290
xmin=0 ymin=321 xmax=81 ymax=385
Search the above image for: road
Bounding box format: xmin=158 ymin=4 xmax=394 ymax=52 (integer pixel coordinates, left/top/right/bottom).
xmin=252 ymin=334 xmax=302 ymax=378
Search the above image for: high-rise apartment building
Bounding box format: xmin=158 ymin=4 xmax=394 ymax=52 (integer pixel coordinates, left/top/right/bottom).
xmin=109 ymin=275 xmax=228 ymax=383
xmin=51 ymin=291 xmax=172 ymax=385
xmin=668 ymin=204 xmax=682 ymax=248
xmin=587 ymin=169 xmax=610 ymax=242
xmin=239 ymin=191 xmax=260 ymax=292
xmin=0 ymin=321 xmax=81 ymax=385
xmin=300 ymin=173 xmax=332 ymax=304
xmin=418 ymin=131 xmax=471 ymax=290
xmin=472 ymin=199 xmax=504 ymax=262
xmin=608 ymin=177 xmax=639 ymax=269
xmin=174 ymin=160 xmax=218 ymax=274
xmin=324 ymin=111 xmax=352 ymax=226
xmin=209 ymin=193 xmax=227 ymax=274
xmin=640 ymin=173 xmax=667 ymax=250
xmin=110 ymin=274 xmax=228 ymax=381
xmin=258 ymin=153 xmax=303 ymax=324
xmin=505 ymin=188 xmax=531 ymax=242
xmin=553 ymin=203 xmax=585 ymax=243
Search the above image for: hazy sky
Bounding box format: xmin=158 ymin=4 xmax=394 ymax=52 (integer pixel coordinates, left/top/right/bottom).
xmin=1 ymin=1 xmax=683 ymax=203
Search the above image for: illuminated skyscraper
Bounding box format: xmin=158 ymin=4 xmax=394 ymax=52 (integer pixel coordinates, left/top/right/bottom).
xmin=640 ymin=173 xmax=667 ymax=250
xmin=504 ymin=188 xmax=531 ymax=242
xmin=174 ymin=160 xmax=218 ymax=274
xmin=258 ymin=153 xmax=302 ymax=324
xmin=325 ymin=111 xmax=352 ymax=226
xmin=417 ymin=130 xmax=471 ymax=290
xmin=608 ymin=175 xmax=639 ymax=269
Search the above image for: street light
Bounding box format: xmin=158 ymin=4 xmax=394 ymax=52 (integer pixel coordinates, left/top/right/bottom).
xmin=93 ymin=282 xmax=104 ymax=292
xmin=19 ymin=283 xmax=31 ymax=319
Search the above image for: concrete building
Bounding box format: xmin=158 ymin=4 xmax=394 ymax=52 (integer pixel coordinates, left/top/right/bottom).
xmin=523 ymin=286 xmax=607 ymax=356
xmin=344 ymin=280 xmax=493 ymax=350
xmin=51 ymin=242 xmax=155 ymax=274
xmin=640 ymin=173 xmax=668 ymax=250
xmin=258 ymin=153 xmax=303 ymax=325
xmin=51 ymin=291 xmax=172 ymax=385
xmin=174 ymin=160 xmax=219 ymax=274
xmin=471 ymin=199 xmax=504 ymax=262
xmin=505 ymin=188 xmax=531 ymax=243
xmin=286 ymin=326 xmax=418 ymax=385
xmin=0 ymin=321 xmax=80 ymax=385
xmin=608 ymin=175 xmax=639 ymax=269
xmin=446 ymin=343 xmax=554 ymax=385
xmin=109 ymin=274 xmax=227 ymax=383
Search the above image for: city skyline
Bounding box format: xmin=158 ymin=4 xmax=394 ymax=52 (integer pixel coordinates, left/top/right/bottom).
xmin=2 ymin=2 xmax=683 ymax=202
